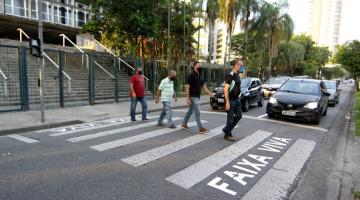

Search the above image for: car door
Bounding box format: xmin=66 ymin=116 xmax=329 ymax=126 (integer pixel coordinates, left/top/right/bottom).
xmin=249 ymin=80 xmax=258 ymax=103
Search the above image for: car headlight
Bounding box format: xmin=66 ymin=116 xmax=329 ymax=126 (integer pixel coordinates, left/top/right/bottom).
xmin=304 ymin=102 xmax=318 ymax=109
xmin=269 ymin=97 xmax=278 ymax=104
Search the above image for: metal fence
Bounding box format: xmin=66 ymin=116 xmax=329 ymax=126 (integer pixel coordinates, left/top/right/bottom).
xmin=0 ymin=44 xmax=226 ymax=112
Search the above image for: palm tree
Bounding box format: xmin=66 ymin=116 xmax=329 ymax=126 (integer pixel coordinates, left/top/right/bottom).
xmin=237 ymin=0 xmax=260 ymax=55
xmin=204 ymin=0 xmax=220 ymax=63
xmin=219 ymin=0 xmax=238 ymax=65
xmin=251 ymin=1 xmax=294 ymax=79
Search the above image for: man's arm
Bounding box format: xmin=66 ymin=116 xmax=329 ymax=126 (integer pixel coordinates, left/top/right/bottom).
xmin=130 ymin=83 xmax=136 ymax=97
xmin=224 ymin=83 xmax=230 ymax=111
xmin=155 ymin=89 xmax=161 ymax=103
xmin=173 ymin=91 xmax=177 ymax=102
xmin=202 ymin=84 xmax=214 ymax=97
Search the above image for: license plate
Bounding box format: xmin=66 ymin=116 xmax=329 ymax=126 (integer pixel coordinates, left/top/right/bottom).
xmin=282 ymin=110 xmax=296 ymax=116
xmin=217 ymin=99 xmax=224 ymax=103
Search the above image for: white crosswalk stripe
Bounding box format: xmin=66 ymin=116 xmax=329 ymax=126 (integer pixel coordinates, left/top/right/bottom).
xmin=50 ymin=116 xmax=158 ymax=137
xmin=67 ymin=117 xmax=183 ymax=143
xmin=121 ymin=125 xmax=232 ymax=167
xmin=166 ymin=130 xmax=273 ymax=189
xmin=90 ymin=120 xmax=207 ymax=152
xmin=241 ymin=139 xmax=315 ymax=200
xmin=7 ymin=134 xmax=40 ymax=144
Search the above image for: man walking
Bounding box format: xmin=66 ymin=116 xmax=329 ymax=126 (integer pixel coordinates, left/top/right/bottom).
xmin=155 ymin=70 xmax=177 ymax=128
xmin=223 ymin=59 xmax=243 ymax=141
xmin=181 ymin=61 xmax=214 ymax=134
xmin=130 ymin=68 xmax=148 ymax=121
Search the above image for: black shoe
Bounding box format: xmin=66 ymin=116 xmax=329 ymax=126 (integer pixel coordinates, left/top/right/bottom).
xmin=131 ymin=119 xmax=137 ymax=122
xmin=169 ymin=124 xmax=177 ymax=129
xmin=142 ymin=118 xmax=149 ymax=121
xmin=157 ymin=123 xmax=165 ymax=126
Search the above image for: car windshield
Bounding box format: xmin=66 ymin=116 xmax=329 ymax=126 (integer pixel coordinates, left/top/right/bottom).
xmin=241 ymin=78 xmax=251 ymax=88
xmin=266 ymin=77 xmax=286 ymax=84
xmin=279 ymin=81 xmax=320 ymax=95
xmin=324 ymin=81 xmax=336 ymax=89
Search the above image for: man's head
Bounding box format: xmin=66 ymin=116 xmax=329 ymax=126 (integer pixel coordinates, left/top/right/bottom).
xmin=230 ymin=59 xmax=243 ymax=72
xmin=168 ymin=70 xmax=177 ymax=81
xmin=136 ymin=68 xmax=143 ymax=75
xmin=193 ymin=61 xmax=201 ymax=71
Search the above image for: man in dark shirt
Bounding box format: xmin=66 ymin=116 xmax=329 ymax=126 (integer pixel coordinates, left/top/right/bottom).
xmin=223 ymin=59 xmax=243 ymax=141
xmin=181 ymin=61 xmax=214 ymax=134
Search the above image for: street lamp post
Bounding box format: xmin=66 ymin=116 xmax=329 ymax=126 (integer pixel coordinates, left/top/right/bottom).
xmin=37 ymin=0 xmax=45 ymax=123
xmin=182 ymin=0 xmax=186 ymax=65
xmin=167 ymin=0 xmax=171 ymax=64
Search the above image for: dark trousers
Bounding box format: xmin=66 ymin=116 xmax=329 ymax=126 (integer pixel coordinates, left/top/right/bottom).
xmin=223 ymin=99 xmax=242 ymax=137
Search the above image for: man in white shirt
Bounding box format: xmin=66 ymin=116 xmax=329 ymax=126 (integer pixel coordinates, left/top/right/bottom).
xmin=155 ymin=70 xmax=177 ymax=128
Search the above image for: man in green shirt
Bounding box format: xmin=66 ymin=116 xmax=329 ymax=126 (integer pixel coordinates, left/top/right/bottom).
xmin=155 ymin=70 xmax=177 ymax=128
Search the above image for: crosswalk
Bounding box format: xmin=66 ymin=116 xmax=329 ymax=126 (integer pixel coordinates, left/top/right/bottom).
xmin=4 ymin=116 xmax=317 ymax=199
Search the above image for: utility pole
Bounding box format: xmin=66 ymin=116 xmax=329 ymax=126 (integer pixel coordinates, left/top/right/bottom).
xmin=37 ymin=0 xmax=45 ymax=123
xmin=182 ymin=0 xmax=186 ymax=65
xmin=167 ymin=0 xmax=171 ymax=64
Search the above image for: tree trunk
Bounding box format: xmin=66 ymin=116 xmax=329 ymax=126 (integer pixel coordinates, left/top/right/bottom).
xmin=207 ymin=22 xmax=213 ymax=63
xmin=356 ymin=76 xmax=360 ymax=91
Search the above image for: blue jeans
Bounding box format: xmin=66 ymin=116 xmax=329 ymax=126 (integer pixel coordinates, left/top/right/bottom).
xmin=130 ymin=96 xmax=147 ymax=120
xmin=182 ymin=97 xmax=203 ymax=129
xmin=223 ymin=99 xmax=242 ymax=137
xmin=158 ymin=101 xmax=174 ymax=127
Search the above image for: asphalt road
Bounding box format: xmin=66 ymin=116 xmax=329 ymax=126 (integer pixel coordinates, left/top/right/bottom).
xmin=0 ymin=84 xmax=353 ymax=200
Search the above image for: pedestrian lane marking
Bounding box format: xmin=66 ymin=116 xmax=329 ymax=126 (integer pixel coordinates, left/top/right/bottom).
xmin=67 ymin=117 xmax=183 ymax=143
xmin=173 ymin=110 xmax=328 ymax=132
xmin=50 ymin=116 xmax=158 ymax=137
xmin=241 ymin=139 xmax=315 ymax=200
xmin=7 ymin=134 xmax=40 ymax=144
xmin=90 ymin=120 xmax=207 ymax=152
xmin=165 ymin=130 xmax=273 ymax=189
xmin=257 ymin=114 xmax=268 ymax=118
xmin=121 ymin=126 xmax=234 ymax=167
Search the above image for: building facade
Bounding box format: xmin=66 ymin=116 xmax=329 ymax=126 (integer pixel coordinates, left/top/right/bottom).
xmin=0 ymin=0 xmax=90 ymax=43
xmin=307 ymin=0 xmax=343 ymax=52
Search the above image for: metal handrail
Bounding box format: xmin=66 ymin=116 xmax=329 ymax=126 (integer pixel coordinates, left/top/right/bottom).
xmin=17 ymin=28 xmax=72 ymax=94
xmin=93 ymin=39 xmax=150 ymax=81
xmin=59 ymin=33 xmax=88 ymax=69
xmin=0 ymin=66 xmax=9 ymax=97
xmin=93 ymin=60 xmax=115 ymax=79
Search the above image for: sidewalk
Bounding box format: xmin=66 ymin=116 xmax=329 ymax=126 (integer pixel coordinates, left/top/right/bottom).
xmin=0 ymin=95 xmax=210 ymax=135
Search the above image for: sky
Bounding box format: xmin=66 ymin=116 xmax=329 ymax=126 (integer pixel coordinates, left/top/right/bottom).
xmin=285 ymin=0 xmax=360 ymax=44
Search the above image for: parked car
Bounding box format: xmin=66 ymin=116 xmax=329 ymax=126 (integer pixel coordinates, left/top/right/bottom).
xmin=324 ymin=80 xmax=341 ymax=105
xmin=210 ymin=77 xmax=263 ymax=112
xmin=266 ymin=78 xmax=330 ymax=124
xmin=261 ymin=76 xmax=289 ymax=98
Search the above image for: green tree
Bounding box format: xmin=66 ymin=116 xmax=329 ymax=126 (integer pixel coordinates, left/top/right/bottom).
xmin=335 ymin=40 xmax=360 ymax=90
xmin=251 ymin=1 xmax=294 ymax=79
xmin=274 ymin=40 xmax=305 ymax=76
xmin=308 ymin=46 xmax=331 ymax=78
xmin=322 ymin=66 xmax=345 ymax=80
xmin=205 ymin=0 xmax=220 ymax=63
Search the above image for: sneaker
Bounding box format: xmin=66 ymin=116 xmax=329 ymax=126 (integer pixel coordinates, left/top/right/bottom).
xmin=131 ymin=119 xmax=137 ymax=122
xmin=181 ymin=124 xmax=190 ymax=130
xmin=199 ymin=128 xmax=209 ymax=134
xmin=157 ymin=123 xmax=164 ymax=126
xmin=169 ymin=124 xmax=177 ymax=129
xmin=142 ymin=118 xmax=150 ymax=121
xmin=224 ymin=136 xmax=237 ymax=141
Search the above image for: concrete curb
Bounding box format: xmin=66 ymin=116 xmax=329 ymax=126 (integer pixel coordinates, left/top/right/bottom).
xmin=0 ymin=102 xmax=209 ymax=136
xmin=0 ymin=120 xmax=83 ymax=136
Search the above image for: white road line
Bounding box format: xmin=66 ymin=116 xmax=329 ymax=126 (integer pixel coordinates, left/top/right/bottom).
xmin=50 ymin=116 xmax=158 ymax=137
xmin=257 ymin=114 xmax=268 ymax=118
xmin=242 ymin=139 xmax=316 ymax=200
xmin=90 ymin=120 xmax=207 ymax=152
xmin=166 ymin=130 xmax=273 ymax=189
xmin=173 ymin=110 xmax=328 ymax=132
xmin=67 ymin=117 xmax=182 ymax=143
xmin=122 ymin=126 xmax=234 ymax=167
xmin=7 ymin=134 xmax=39 ymax=144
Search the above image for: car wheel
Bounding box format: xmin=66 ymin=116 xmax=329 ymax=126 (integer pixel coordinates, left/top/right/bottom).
xmin=242 ymin=99 xmax=250 ymax=112
xmin=267 ymin=113 xmax=275 ymax=119
xmin=258 ymin=96 xmax=263 ymax=107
